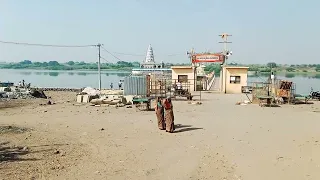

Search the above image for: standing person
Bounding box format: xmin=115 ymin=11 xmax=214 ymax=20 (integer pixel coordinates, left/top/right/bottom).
xmin=155 ymin=97 xmax=165 ymax=130
xmin=164 ymin=97 xmax=175 ymax=133
xmin=118 ymin=81 xmax=122 ymax=90
xmin=110 ymin=83 xmax=113 ymax=89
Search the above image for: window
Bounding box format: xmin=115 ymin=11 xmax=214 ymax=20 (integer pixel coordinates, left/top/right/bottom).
xmin=230 ymin=76 xmax=241 ymax=84
xmin=178 ymin=75 xmax=188 ymax=83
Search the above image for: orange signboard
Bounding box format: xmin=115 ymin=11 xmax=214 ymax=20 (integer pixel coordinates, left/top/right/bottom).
xmin=192 ymin=53 xmax=225 ymax=63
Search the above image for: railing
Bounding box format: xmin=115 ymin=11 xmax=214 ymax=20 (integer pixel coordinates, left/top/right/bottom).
xmin=207 ymin=74 xmax=215 ymax=90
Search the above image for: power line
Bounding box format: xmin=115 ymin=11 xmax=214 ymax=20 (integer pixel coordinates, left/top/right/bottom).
xmin=1 ymin=40 xmax=186 ymax=57
xmin=112 ymin=52 xmax=144 ymax=56
xmin=100 ymin=56 xmax=113 ymax=63
xmin=113 ymin=51 xmax=184 ymax=57
xmin=166 ymin=53 xmax=185 ymax=57
xmin=101 ymin=46 xmax=122 ymax=61
xmin=0 ymin=40 xmax=96 ymax=48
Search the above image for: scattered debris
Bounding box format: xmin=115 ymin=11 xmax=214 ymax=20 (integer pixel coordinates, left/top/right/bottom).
xmin=0 ymin=125 xmax=29 ymax=134
xmin=235 ymin=100 xmax=251 ymax=105
xmin=30 ymin=89 xmax=47 ymax=98
xmin=22 ymin=146 xmax=29 ymax=151
xmin=188 ymin=101 xmax=202 ymax=105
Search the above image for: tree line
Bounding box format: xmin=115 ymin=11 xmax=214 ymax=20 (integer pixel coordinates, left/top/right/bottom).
xmin=1 ymin=60 xmax=320 ymax=73
xmin=0 ymin=60 xmax=141 ymax=71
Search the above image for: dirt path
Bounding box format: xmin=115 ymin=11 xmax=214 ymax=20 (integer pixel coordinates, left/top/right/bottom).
xmin=1 ymin=91 xmax=320 ymax=180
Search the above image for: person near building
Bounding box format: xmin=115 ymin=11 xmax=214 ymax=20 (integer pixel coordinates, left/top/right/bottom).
xmin=155 ymin=97 xmax=165 ymax=130
xmin=271 ymin=72 xmax=275 ymax=85
xmin=118 ymin=81 xmax=122 ymax=89
xmin=163 ymin=97 xmax=175 ymax=133
xmin=176 ymin=81 xmax=182 ymax=90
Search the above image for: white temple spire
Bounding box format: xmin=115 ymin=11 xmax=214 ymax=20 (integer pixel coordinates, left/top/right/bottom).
xmin=145 ymin=44 xmax=155 ymax=63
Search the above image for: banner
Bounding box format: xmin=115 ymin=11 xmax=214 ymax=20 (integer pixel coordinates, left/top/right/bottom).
xmin=192 ymin=53 xmax=225 ymax=63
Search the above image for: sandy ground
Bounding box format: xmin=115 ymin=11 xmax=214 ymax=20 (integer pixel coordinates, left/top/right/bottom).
xmin=1 ymin=91 xmax=320 ymax=180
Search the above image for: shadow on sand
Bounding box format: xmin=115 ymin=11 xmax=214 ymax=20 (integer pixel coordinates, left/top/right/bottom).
xmin=174 ymin=124 xmax=203 ymax=133
xmin=0 ymin=140 xmax=69 ymax=163
xmin=1 ymin=143 xmax=39 ymax=162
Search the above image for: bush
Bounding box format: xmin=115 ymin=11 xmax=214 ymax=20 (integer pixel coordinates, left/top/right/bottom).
xmin=286 ymin=67 xmax=295 ymax=72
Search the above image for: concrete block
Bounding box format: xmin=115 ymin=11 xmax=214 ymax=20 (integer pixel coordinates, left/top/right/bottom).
xmin=124 ymin=95 xmax=134 ymax=104
xmin=77 ymin=95 xmax=83 ymax=103
xmin=82 ymin=95 xmax=89 ymax=103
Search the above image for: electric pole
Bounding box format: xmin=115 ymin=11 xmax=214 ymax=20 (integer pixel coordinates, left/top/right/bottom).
xmin=187 ymin=48 xmax=194 ymax=64
xmin=218 ymin=33 xmax=232 ymax=65
xmin=97 ymin=43 xmax=102 ymax=90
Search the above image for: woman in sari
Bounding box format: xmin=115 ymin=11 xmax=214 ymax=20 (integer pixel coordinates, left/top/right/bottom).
xmin=155 ymin=97 xmax=165 ymax=130
xmin=164 ymin=97 xmax=175 ymax=133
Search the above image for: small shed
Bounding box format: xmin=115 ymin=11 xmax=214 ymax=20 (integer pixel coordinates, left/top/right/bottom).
xmin=220 ymin=66 xmax=249 ymax=94
xmin=171 ymin=66 xmax=195 ymax=91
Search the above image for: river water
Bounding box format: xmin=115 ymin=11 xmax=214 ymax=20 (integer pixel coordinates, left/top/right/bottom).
xmin=1 ymin=69 xmax=320 ymax=95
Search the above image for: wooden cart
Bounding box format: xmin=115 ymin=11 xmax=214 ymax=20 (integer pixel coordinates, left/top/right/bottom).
xmin=132 ymin=98 xmax=151 ymax=111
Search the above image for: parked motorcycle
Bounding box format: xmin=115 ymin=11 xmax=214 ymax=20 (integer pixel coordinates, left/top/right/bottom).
xmin=310 ymin=88 xmax=320 ymax=100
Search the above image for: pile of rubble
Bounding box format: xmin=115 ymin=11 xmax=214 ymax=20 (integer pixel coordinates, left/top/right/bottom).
xmin=0 ymin=86 xmax=47 ymax=99
xmin=37 ymin=87 xmax=82 ymax=92
xmin=76 ymin=87 xmax=132 ymax=107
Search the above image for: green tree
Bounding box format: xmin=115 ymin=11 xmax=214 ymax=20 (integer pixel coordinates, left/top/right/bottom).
xmin=286 ymin=67 xmax=295 ymax=72
xmin=33 ymin=62 xmax=42 ymax=66
xmin=48 ymin=61 xmax=60 ymax=66
xmin=20 ymin=60 xmax=32 ymax=65
xmin=248 ymin=67 xmax=259 ymax=71
xmin=67 ymin=61 xmax=75 ymax=66
xmin=267 ymin=62 xmax=277 ymax=68
xmin=204 ymin=64 xmax=221 ymax=74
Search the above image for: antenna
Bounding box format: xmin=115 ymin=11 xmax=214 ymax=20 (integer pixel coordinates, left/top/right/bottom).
xmin=218 ymin=33 xmax=232 ymax=65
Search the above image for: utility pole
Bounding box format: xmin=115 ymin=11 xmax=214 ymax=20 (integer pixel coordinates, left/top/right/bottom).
xmin=187 ymin=48 xmax=196 ymax=91
xmin=218 ymin=33 xmax=232 ymax=94
xmin=97 ymin=43 xmax=102 ymax=90
xmin=218 ymin=33 xmax=232 ymax=65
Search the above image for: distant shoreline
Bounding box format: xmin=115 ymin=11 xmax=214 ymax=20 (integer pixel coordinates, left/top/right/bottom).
xmin=251 ymin=71 xmax=320 ymax=75
xmin=0 ymin=68 xmax=132 ymax=72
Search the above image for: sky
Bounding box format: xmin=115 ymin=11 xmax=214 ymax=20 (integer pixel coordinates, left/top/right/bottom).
xmin=0 ymin=0 xmax=319 ymax=64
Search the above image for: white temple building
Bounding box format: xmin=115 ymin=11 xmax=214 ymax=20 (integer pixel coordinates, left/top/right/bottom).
xmin=140 ymin=44 xmax=164 ymax=69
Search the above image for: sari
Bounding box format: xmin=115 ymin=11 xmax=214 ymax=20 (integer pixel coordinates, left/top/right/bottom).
xmin=155 ymin=101 xmax=165 ymax=130
xmin=164 ymin=100 xmax=175 ymax=133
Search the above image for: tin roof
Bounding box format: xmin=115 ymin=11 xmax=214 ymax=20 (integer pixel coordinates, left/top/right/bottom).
xmin=224 ymin=66 xmax=249 ymax=69
xmin=171 ymin=66 xmax=193 ymax=69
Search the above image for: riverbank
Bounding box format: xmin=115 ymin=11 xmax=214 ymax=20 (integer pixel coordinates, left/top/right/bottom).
xmin=249 ymin=71 xmax=320 ymax=76
xmin=1 ymin=91 xmax=320 ymax=180
xmin=0 ymin=67 xmax=132 ymax=72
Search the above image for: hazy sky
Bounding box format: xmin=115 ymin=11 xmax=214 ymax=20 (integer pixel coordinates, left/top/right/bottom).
xmin=0 ymin=0 xmax=319 ymax=64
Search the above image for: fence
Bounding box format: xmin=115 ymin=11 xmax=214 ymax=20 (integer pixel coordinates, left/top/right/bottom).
xmin=124 ymin=74 xmax=201 ymax=100
xmin=123 ymin=76 xmax=148 ymax=96
xmin=148 ymin=78 xmax=192 ymax=98
xmin=251 ymin=82 xmax=270 ymax=103
xmin=251 ymin=79 xmax=296 ymax=104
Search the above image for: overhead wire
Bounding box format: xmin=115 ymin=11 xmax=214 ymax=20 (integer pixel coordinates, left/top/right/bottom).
xmin=101 ymin=46 xmax=122 ymax=61
xmin=112 ymin=52 xmax=144 ymax=56
xmin=0 ymin=39 xmax=187 ymax=60
xmin=0 ymin=40 xmax=96 ymax=48
xmin=100 ymin=56 xmax=113 ymax=64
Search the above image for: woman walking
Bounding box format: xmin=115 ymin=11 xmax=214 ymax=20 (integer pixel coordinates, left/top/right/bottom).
xmin=155 ymin=97 xmax=165 ymax=130
xmin=164 ymin=97 xmax=175 ymax=133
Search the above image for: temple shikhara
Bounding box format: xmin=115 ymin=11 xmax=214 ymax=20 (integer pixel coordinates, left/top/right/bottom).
xmin=140 ymin=44 xmax=164 ymax=69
